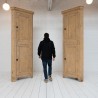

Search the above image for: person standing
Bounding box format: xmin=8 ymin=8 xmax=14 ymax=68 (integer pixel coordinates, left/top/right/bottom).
xmin=38 ymin=33 xmax=56 ymax=83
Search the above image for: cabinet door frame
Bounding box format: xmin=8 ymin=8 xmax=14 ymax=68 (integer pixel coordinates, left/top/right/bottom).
xmin=11 ymin=7 xmax=34 ymax=82
xmin=62 ymin=6 xmax=84 ymax=81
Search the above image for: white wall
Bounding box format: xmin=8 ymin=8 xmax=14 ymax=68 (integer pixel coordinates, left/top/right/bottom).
xmin=33 ymin=11 xmax=63 ymax=72
xmin=84 ymin=6 xmax=98 ymax=72
xmin=0 ymin=0 xmax=98 ymax=73
xmin=0 ymin=10 xmax=11 ymax=72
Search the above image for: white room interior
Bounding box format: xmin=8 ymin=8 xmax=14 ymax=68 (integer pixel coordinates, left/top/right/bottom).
xmin=0 ymin=0 xmax=98 ymax=73
xmin=0 ymin=0 xmax=98 ymax=97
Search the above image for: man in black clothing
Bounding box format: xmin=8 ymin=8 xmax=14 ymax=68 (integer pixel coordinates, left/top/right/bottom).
xmin=38 ymin=33 xmax=56 ymax=83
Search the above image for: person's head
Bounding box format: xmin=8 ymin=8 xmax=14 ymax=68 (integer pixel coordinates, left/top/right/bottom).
xmin=44 ymin=33 xmax=49 ymax=38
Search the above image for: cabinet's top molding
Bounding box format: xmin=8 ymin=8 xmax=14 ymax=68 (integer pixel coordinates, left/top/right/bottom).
xmin=62 ymin=6 xmax=84 ymax=14
xmin=11 ymin=7 xmax=34 ymax=14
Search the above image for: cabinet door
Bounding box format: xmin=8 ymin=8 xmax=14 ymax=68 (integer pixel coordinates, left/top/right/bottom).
xmin=64 ymin=45 xmax=79 ymax=78
xmin=63 ymin=7 xmax=83 ymax=81
xmin=16 ymin=11 xmax=33 ymax=78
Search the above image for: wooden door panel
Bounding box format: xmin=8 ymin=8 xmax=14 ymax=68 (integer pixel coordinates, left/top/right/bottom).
xmin=64 ymin=45 xmax=78 ymax=77
xmin=16 ymin=12 xmax=32 ymax=41
xmin=68 ymin=13 xmax=77 ymax=39
xmin=62 ymin=6 xmax=83 ymax=81
xmin=64 ymin=12 xmax=80 ymax=45
xmin=64 ymin=13 xmax=79 ymax=39
xmin=16 ymin=44 xmax=32 ymax=77
xmin=16 ymin=11 xmax=33 ymax=78
xmin=63 ymin=14 xmax=68 ymax=39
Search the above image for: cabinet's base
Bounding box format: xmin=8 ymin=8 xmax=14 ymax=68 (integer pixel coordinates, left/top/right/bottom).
xmin=11 ymin=77 xmax=17 ymax=82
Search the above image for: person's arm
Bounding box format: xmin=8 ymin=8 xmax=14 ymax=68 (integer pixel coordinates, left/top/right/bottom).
xmin=52 ymin=41 xmax=56 ymax=60
xmin=38 ymin=42 xmax=42 ymax=58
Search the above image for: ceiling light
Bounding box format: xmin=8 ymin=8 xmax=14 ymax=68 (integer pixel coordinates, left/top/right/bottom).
xmin=2 ymin=0 xmax=10 ymax=11
xmin=86 ymin=0 xmax=93 ymax=4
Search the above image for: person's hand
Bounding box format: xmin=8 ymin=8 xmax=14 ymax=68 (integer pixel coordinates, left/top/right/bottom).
xmin=39 ymin=55 xmax=41 ymax=58
xmin=53 ymin=58 xmax=55 ymax=61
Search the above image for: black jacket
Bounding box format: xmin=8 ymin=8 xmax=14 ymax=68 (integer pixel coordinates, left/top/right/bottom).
xmin=38 ymin=38 xmax=56 ymax=60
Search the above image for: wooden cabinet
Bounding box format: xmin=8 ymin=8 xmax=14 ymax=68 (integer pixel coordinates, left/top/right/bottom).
xmin=11 ymin=7 xmax=34 ymax=81
xmin=62 ymin=6 xmax=84 ymax=81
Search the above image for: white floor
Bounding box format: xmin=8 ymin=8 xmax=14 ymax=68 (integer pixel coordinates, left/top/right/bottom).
xmin=0 ymin=71 xmax=98 ymax=98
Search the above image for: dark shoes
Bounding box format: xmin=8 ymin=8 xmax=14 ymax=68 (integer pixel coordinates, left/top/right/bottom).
xmin=44 ymin=79 xmax=48 ymax=83
xmin=44 ymin=76 xmax=53 ymax=83
xmin=48 ymin=76 xmax=52 ymax=81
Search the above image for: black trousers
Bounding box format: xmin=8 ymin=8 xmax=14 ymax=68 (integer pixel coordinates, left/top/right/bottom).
xmin=42 ymin=60 xmax=52 ymax=79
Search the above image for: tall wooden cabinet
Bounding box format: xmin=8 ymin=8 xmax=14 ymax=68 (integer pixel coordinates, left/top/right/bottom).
xmin=11 ymin=7 xmax=34 ymax=81
xmin=62 ymin=6 xmax=84 ymax=81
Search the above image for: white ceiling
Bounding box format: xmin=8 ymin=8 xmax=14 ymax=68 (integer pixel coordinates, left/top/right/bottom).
xmin=0 ymin=0 xmax=98 ymax=11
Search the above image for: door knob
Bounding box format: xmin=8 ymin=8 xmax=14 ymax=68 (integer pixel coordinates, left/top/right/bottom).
xmin=16 ymin=59 xmax=18 ymax=61
xmin=16 ymin=26 xmax=18 ymax=28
